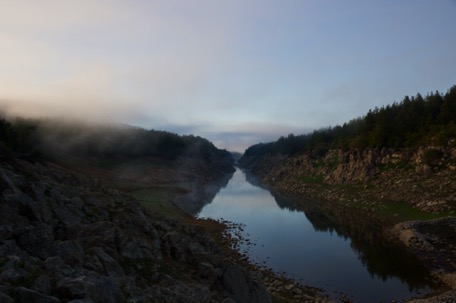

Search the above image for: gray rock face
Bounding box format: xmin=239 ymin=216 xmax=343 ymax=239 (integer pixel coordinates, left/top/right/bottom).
xmin=0 ymin=156 xmax=271 ymax=303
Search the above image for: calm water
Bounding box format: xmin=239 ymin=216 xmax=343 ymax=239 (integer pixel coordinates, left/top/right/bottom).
xmin=193 ymin=168 xmax=438 ymax=303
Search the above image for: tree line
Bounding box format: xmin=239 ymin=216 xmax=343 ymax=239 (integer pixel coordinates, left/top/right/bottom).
xmin=0 ymin=117 xmax=231 ymax=162
xmin=244 ymin=84 xmax=456 ymax=158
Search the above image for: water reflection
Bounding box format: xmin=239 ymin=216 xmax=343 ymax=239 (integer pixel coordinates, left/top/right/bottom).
xmin=186 ymin=168 xmax=438 ymax=302
xmin=272 ymin=192 xmax=435 ymax=288
xmin=173 ymin=170 xmax=233 ymax=215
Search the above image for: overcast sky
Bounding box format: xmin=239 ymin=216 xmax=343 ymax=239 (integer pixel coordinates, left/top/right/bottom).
xmin=1 ymin=1 xmax=455 ymax=152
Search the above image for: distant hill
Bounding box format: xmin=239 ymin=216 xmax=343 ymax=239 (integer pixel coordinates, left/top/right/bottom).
xmin=0 ymin=117 xmax=234 ymax=183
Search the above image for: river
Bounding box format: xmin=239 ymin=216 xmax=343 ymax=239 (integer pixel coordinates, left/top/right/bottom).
xmin=179 ymin=168 xmax=439 ymax=302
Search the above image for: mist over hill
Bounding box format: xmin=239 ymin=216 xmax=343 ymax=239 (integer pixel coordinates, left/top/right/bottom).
xmin=0 ymin=116 xmax=235 ymax=184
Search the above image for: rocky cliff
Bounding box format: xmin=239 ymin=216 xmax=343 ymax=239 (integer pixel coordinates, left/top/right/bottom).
xmin=239 ymin=143 xmax=456 ymax=214
xmin=0 ymin=152 xmax=270 ymax=303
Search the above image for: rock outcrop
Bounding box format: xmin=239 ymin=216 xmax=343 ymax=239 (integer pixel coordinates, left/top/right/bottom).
xmin=0 ymin=153 xmax=270 ymax=303
xmin=239 ymin=144 xmax=456 ymax=213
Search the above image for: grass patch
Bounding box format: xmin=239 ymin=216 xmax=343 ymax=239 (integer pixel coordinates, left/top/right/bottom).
xmin=129 ymin=186 xmax=190 ymax=220
xmin=299 ymin=174 xmax=324 ymax=183
xmin=378 ymin=201 xmax=453 ymax=222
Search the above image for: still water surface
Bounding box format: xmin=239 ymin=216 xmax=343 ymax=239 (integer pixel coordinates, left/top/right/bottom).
xmin=193 ymin=168 xmax=437 ymax=303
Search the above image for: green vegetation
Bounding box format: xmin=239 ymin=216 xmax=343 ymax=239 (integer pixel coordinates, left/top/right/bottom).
xmin=129 ymin=186 xmax=190 ymax=219
xmin=379 ymin=201 xmax=453 ymax=222
xmin=299 ymin=175 xmax=324 ymax=183
xmin=243 ymin=84 xmax=456 ymax=158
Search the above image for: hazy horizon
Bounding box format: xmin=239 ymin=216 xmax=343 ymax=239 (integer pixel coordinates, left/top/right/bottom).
xmin=1 ymin=1 xmax=455 ymax=152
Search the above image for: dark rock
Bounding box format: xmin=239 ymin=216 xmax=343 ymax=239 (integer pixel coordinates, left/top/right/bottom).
xmin=86 ymin=247 xmax=125 ymax=278
xmin=163 ymin=231 xmax=191 ymax=262
xmin=53 ymin=240 xmax=85 ymax=266
xmin=53 ymin=204 xmax=84 ymax=228
xmin=44 ymin=256 xmax=65 ymax=272
xmin=14 ymin=192 xmax=42 ymax=222
xmin=149 ymin=281 xmax=212 ymax=303
xmin=0 ymin=267 xmax=27 ymax=285
xmin=57 ymin=273 xmax=124 ymax=303
xmin=16 ymin=223 xmax=54 ymax=258
xmin=16 ymin=287 xmax=60 ymax=303
xmin=78 ymin=222 xmax=121 ymax=259
xmin=221 ymin=260 xmax=271 ymax=303
xmin=0 ymin=193 xmax=31 ymax=228
xmin=119 ymin=234 xmax=161 ymax=260
xmin=0 ymin=291 xmax=14 ymax=303
xmin=0 ymin=240 xmax=20 ymax=256
xmin=32 ymin=275 xmax=52 ymax=295
xmin=198 ymin=261 xmax=221 ymax=285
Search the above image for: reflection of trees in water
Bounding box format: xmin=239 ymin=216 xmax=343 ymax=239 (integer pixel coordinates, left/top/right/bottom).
xmin=243 ymin=168 xmax=266 ymax=189
xmin=270 ymin=191 xmax=438 ymax=290
xmin=173 ymin=171 xmax=234 ymax=216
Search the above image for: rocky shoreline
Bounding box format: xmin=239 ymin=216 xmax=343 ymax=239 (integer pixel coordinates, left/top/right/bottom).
xmin=203 ymin=219 xmax=337 ymax=303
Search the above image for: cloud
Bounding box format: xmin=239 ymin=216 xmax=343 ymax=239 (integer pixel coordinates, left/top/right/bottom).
xmin=0 ymin=0 xmax=455 ymax=152
xmin=0 ymin=0 xmax=244 ymax=122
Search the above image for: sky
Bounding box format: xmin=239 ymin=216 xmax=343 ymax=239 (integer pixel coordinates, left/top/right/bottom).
xmin=0 ymin=1 xmax=455 ymax=152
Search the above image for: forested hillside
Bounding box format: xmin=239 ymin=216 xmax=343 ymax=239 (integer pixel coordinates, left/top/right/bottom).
xmin=0 ymin=117 xmax=234 ymax=183
xmin=0 ymin=118 xmax=229 ymax=161
xmin=239 ymin=84 xmax=456 ymax=218
xmin=243 ymin=85 xmax=456 ymax=158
